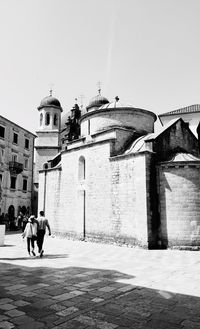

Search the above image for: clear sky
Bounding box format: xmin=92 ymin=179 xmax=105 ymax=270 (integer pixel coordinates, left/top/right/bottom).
xmin=0 ymin=0 xmax=200 ymax=134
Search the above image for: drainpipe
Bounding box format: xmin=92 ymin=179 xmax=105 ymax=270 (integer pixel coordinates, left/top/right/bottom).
xmin=83 ymin=190 xmax=86 ymax=240
xmin=43 ymin=164 xmax=48 ymax=213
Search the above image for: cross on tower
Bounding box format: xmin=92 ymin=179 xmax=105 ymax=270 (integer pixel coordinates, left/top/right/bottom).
xmin=79 ymin=94 xmax=85 ymax=108
xmin=97 ymin=81 xmax=102 ymax=95
xmin=49 ymin=82 xmax=54 ymax=96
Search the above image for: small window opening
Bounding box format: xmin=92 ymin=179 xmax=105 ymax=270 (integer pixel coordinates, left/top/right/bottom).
xmin=45 ymin=113 xmax=50 ymax=125
xmin=78 ymin=156 xmax=85 ymax=180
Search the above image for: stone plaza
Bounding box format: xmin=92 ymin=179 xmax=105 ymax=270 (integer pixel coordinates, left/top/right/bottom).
xmin=0 ymin=232 xmax=200 ymax=328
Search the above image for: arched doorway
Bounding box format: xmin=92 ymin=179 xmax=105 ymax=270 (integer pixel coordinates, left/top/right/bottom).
xmin=21 ymin=206 xmax=27 ymax=215
xmin=8 ymin=205 xmax=15 ymax=230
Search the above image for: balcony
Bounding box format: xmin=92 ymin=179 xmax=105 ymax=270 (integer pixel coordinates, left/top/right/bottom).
xmin=9 ymin=161 xmax=23 ymax=174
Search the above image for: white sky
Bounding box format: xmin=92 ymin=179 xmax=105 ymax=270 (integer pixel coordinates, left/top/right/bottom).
xmin=0 ymin=0 xmax=200 ymax=133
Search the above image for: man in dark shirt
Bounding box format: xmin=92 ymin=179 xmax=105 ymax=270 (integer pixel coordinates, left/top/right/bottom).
xmin=37 ymin=210 xmax=51 ymax=257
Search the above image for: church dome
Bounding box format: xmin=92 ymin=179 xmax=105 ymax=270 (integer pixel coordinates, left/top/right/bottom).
xmin=99 ymin=100 xmax=133 ymax=110
xmin=86 ymin=94 xmax=109 ymax=110
xmin=38 ymin=95 xmax=62 ymax=110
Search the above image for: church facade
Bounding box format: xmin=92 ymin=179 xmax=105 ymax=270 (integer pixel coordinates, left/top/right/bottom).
xmin=36 ymin=93 xmax=200 ymax=249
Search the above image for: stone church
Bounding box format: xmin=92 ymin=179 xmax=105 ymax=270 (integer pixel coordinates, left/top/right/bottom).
xmin=35 ymin=92 xmax=200 ymax=249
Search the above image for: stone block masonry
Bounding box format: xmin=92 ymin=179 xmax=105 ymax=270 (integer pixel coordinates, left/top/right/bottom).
xmin=158 ymin=164 xmax=200 ymax=247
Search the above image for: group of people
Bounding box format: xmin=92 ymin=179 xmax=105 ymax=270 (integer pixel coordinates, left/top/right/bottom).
xmin=22 ymin=211 xmax=51 ymax=257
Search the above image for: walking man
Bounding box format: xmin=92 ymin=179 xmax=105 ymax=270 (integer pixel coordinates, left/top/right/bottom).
xmin=37 ymin=210 xmax=51 ymax=257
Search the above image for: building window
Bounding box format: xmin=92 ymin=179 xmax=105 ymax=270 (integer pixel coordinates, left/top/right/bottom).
xmin=0 ymin=126 xmax=5 ymax=139
xmin=13 ymin=133 xmax=18 ymax=144
xmin=40 ymin=113 xmax=43 ymax=126
xmin=78 ymin=156 xmax=85 ymax=180
xmin=45 ymin=113 xmax=50 ymax=125
xmin=88 ymin=120 xmax=90 ymax=135
xmin=23 ymin=179 xmax=27 ymax=191
xmin=12 ymin=154 xmax=17 ymax=162
xmin=25 ymin=138 xmax=29 ymax=149
xmin=10 ymin=176 xmax=16 ymax=189
xmin=0 ymin=174 xmax=2 ymax=188
xmin=24 ymin=158 xmax=28 ymax=169
xmin=54 ymin=114 xmax=58 ymax=126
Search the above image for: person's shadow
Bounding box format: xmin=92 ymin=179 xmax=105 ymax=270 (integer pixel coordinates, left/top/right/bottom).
xmin=0 ymin=253 xmax=69 ymax=261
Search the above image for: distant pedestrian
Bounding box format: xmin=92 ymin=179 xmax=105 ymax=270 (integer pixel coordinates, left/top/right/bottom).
xmin=37 ymin=211 xmax=51 ymax=257
xmin=17 ymin=212 xmax=24 ymax=230
xmin=22 ymin=215 xmax=38 ymax=256
xmin=22 ymin=214 xmax=28 ymax=232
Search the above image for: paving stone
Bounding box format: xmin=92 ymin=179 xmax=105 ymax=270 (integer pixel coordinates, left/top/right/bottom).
xmin=56 ymin=306 xmax=79 ymax=317
xmin=0 ymin=300 xmax=13 ymax=305
xmin=32 ymin=298 xmax=56 ymax=308
xmin=146 ymin=319 xmax=181 ymax=329
xmin=98 ymin=286 xmax=116 ymax=292
xmin=5 ymin=284 xmax=27 ymax=290
xmin=0 ymin=305 xmax=16 ymax=311
xmin=19 ymin=320 xmax=45 ymax=329
xmin=11 ymin=315 xmax=35 ymax=325
xmin=182 ymin=319 xmax=200 ymax=329
xmin=49 ymin=303 xmax=66 ymax=312
xmin=4 ymin=309 xmax=25 ymax=318
xmin=0 ymin=321 xmax=15 ymax=329
xmin=91 ymin=298 xmax=105 ymax=303
xmin=12 ymin=299 xmax=30 ymax=307
xmin=52 ymin=292 xmax=74 ymax=301
xmin=39 ymin=314 xmax=60 ymax=326
xmin=70 ymin=290 xmax=86 ymax=296
xmin=59 ymin=300 xmax=75 ymax=308
xmin=75 ymin=315 xmax=118 ymax=328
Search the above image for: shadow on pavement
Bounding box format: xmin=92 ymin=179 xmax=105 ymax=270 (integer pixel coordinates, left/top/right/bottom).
xmin=0 ymin=244 xmax=15 ymax=247
xmin=0 ymin=254 xmax=69 ymax=261
xmin=0 ymin=262 xmax=200 ymax=329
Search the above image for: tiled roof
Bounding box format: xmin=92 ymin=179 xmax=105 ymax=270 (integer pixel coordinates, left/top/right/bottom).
xmin=168 ymin=152 xmax=200 ymax=162
xmin=159 ymin=104 xmax=200 ymax=117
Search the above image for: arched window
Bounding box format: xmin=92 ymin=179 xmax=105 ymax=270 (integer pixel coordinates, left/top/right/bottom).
xmin=45 ymin=113 xmax=50 ymax=125
xmin=54 ymin=114 xmax=58 ymax=126
xmin=40 ymin=113 xmax=43 ymax=126
xmin=78 ymin=156 xmax=85 ymax=180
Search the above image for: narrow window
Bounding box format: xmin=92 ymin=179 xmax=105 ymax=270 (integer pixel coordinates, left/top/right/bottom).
xmin=45 ymin=113 xmax=50 ymax=125
xmin=25 ymin=138 xmax=29 ymax=149
xmin=23 ymin=179 xmax=27 ymax=191
xmin=0 ymin=126 xmax=5 ymax=138
xmin=88 ymin=120 xmax=90 ymax=135
xmin=78 ymin=156 xmax=85 ymax=180
xmin=13 ymin=133 xmax=18 ymax=144
xmin=54 ymin=114 xmax=58 ymax=126
xmin=12 ymin=154 xmax=17 ymax=162
xmin=0 ymin=174 xmax=2 ymax=188
xmin=24 ymin=158 xmax=28 ymax=169
xmin=10 ymin=176 xmax=16 ymax=189
xmin=40 ymin=113 xmax=43 ymax=126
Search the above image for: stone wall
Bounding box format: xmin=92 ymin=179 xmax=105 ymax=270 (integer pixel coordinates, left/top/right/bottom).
xmin=110 ymin=153 xmax=150 ymax=247
xmin=39 ymin=141 xmax=152 ymax=247
xmin=157 ymin=163 xmax=200 ymax=247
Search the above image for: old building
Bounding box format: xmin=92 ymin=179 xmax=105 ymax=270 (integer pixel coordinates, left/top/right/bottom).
xmin=0 ymin=115 xmax=35 ymax=227
xmin=36 ymin=93 xmax=200 ymax=249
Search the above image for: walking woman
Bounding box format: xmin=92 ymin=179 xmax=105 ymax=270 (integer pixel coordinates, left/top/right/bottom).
xmin=22 ymin=215 xmax=38 ymax=256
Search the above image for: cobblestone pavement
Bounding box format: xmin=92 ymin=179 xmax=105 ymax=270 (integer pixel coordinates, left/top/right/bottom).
xmin=0 ymin=233 xmax=200 ymax=328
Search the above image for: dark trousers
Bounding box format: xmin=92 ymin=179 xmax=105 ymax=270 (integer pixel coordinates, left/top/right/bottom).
xmin=37 ymin=229 xmax=45 ymax=253
xmin=27 ymin=237 xmax=35 ymax=254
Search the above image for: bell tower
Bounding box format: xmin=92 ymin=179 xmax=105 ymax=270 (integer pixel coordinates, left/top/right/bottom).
xmin=34 ymin=92 xmax=63 ymax=184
